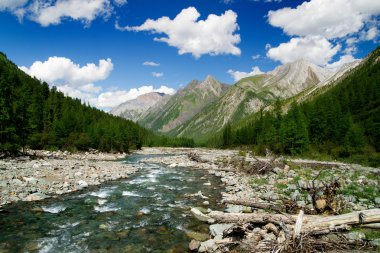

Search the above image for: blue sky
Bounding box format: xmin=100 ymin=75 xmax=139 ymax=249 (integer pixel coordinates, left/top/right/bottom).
xmin=0 ymin=0 xmax=379 ymax=110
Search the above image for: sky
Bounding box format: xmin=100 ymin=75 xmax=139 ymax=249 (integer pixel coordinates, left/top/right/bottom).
xmin=0 ymin=0 xmax=379 ymax=110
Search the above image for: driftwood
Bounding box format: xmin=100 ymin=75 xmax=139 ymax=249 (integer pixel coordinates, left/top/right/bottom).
xmin=191 ymin=208 xmax=380 ymax=235
xmin=191 ymin=209 xmax=297 ymax=225
xmin=301 ymin=208 xmax=380 ymax=235
xmin=222 ymin=199 xmax=284 ymax=213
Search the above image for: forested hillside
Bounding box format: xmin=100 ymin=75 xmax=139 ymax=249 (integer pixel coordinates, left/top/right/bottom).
xmin=217 ymin=47 xmax=380 ymax=166
xmin=0 ymin=53 xmax=193 ymax=153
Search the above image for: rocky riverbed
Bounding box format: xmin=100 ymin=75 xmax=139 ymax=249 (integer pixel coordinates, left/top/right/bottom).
xmin=0 ymin=150 xmax=137 ymax=207
xmin=137 ymin=148 xmax=380 ymax=252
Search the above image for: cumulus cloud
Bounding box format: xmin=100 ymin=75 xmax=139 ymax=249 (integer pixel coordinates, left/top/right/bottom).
xmin=268 ymin=0 xmax=380 ymax=40
xmin=0 ymin=0 xmax=127 ymax=26
xmin=252 ymin=54 xmax=261 ymax=60
xmin=118 ymin=7 xmax=241 ymax=58
xmin=325 ymin=54 xmax=360 ymax=72
xmin=0 ymin=0 xmax=28 ymax=10
xmin=266 ymin=36 xmax=341 ymax=65
xmin=227 ymin=66 xmax=264 ymax=82
xmin=152 ymin=72 xmax=163 ymax=78
xmin=29 ymin=0 xmax=112 ymax=27
xmin=96 ymin=85 xmax=175 ymax=108
xmin=19 ymin=56 xmax=175 ymax=109
xmin=143 ymin=61 xmax=160 ymax=67
xmin=20 ymin=56 xmax=113 ymax=86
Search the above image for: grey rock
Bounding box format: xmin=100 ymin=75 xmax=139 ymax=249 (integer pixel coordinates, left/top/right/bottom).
xmin=189 ymin=240 xmax=201 ymax=251
xmin=370 ymin=238 xmax=380 ymax=247
xmin=262 ymin=191 xmax=278 ymax=200
xmin=374 ymin=197 xmax=380 ymax=205
xmin=344 ymin=232 xmax=366 ymax=241
xmin=209 ymin=223 xmax=234 ymax=237
xmin=287 ymin=184 xmax=297 ymax=190
xmin=263 ymin=232 xmax=276 ymax=241
xmin=291 ymin=190 xmax=299 ymax=201
xmin=198 ymin=239 xmax=217 ymax=253
xmin=25 ymin=193 xmax=48 ymax=201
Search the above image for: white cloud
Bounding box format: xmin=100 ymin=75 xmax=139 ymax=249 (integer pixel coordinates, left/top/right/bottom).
xmin=325 ymin=54 xmax=360 ymax=72
xmin=152 ymin=72 xmax=163 ymax=78
xmin=1 ymin=0 xmax=127 ymax=26
xmin=143 ymin=61 xmax=160 ymax=67
xmin=266 ymin=36 xmax=340 ymax=65
xmin=19 ymin=55 xmax=175 ymax=110
xmin=96 ymin=85 xmax=175 ymax=108
xmin=268 ymin=0 xmax=380 ymax=40
xmin=265 ymin=43 xmax=271 ymax=50
xmin=361 ymin=27 xmax=378 ymax=41
xmin=20 ymin=56 xmax=113 ymax=86
xmin=28 ymin=0 xmax=111 ymax=27
xmin=0 ymin=0 xmax=28 ymax=10
xmin=113 ymin=0 xmax=127 ymax=6
xmin=227 ymin=66 xmax=264 ymax=82
xmin=118 ymin=7 xmax=241 ymax=58
xmin=252 ymin=54 xmax=261 ymax=60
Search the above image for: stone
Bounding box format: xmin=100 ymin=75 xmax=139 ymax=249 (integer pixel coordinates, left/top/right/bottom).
xmin=262 ymin=191 xmax=278 ymax=200
xmin=99 ymin=224 xmax=108 ymax=230
xmin=287 ymin=184 xmax=297 ymax=190
xmin=273 ymin=167 xmax=282 ymax=174
xmin=315 ymin=199 xmax=327 ymax=210
xmin=264 ymin=223 xmax=279 ymax=235
xmin=225 ymin=204 xmax=251 ymax=213
xmin=25 ymin=193 xmax=48 ymax=201
xmin=297 ymin=200 xmax=306 ymax=208
xmin=209 ymin=223 xmax=234 ymax=237
xmin=344 ymin=232 xmax=366 ymax=241
xmin=374 ymin=197 xmax=380 ymax=205
xmin=263 ymin=232 xmax=276 ymax=241
xmin=198 ymin=239 xmax=217 ymax=253
xmin=291 ymin=190 xmax=299 ymax=201
xmin=189 ymin=240 xmax=201 ymax=251
xmin=370 ymin=238 xmax=380 ymax=247
xmin=202 ymin=201 xmax=209 ymax=206
xmin=77 ymin=180 xmax=88 ymax=189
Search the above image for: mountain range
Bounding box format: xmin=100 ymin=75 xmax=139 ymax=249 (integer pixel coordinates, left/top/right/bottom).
xmin=112 ymin=58 xmax=362 ymax=141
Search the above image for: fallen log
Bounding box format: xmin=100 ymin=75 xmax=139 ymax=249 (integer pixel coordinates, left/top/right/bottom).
xmin=191 ymin=208 xmax=296 ymax=225
xmin=361 ymin=223 xmax=380 ymax=229
xmin=191 ymin=208 xmax=380 ymax=235
xmin=222 ymin=199 xmax=284 ymax=212
xmin=301 ymin=208 xmax=380 ymax=235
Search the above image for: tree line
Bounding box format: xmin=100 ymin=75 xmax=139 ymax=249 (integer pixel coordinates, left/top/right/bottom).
xmin=0 ymin=52 xmax=193 ymax=154
xmin=218 ymin=47 xmax=380 ymax=166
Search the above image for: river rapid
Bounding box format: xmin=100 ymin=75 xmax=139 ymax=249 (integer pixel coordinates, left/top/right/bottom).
xmin=0 ymin=153 xmax=224 ymax=253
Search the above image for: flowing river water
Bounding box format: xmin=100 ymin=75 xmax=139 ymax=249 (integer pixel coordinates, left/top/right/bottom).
xmin=0 ymin=154 xmax=224 ymax=252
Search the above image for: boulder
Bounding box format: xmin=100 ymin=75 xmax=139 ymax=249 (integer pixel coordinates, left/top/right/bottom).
xmin=77 ymin=180 xmax=88 ymax=189
xmin=198 ymin=239 xmax=217 ymax=253
xmin=189 ymin=240 xmax=201 ymax=251
xmin=25 ymin=193 xmax=48 ymax=201
xmin=209 ymin=223 xmax=234 ymax=237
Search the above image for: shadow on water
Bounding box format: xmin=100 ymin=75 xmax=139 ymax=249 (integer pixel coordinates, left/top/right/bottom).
xmin=0 ymin=154 xmax=224 ymax=252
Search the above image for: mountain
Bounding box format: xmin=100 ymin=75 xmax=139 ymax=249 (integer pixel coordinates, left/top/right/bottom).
xmin=110 ymin=92 xmax=168 ymax=122
xmin=173 ymin=59 xmax=333 ymax=140
xmin=221 ymin=46 xmax=380 ymax=166
xmin=138 ymin=75 xmax=228 ymax=133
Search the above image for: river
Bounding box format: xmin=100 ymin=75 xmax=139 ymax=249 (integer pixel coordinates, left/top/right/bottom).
xmin=0 ymin=154 xmax=224 ymax=252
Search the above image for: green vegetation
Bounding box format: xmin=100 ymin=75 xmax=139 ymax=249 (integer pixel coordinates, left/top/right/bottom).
xmin=211 ymin=47 xmax=380 ymax=166
xmin=0 ymin=52 xmax=193 ymax=153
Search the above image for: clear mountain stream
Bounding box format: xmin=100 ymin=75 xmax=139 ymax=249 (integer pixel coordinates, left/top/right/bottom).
xmin=0 ymin=154 xmax=224 ymax=252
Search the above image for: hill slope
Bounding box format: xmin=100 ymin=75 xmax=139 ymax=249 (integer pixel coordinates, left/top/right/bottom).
xmin=110 ymin=92 xmax=168 ymax=122
xmin=173 ymin=59 xmax=333 ymax=140
xmin=221 ymin=46 xmax=380 ymax=165
xmin=138 ymin=75 xmax=228 ymax=133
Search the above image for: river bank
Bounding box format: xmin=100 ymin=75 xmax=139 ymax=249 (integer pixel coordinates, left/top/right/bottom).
xmin=136 ymin=148 xmax=380 ymax=252
xmin=0 ymin=150 xmax=137 ymax=207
